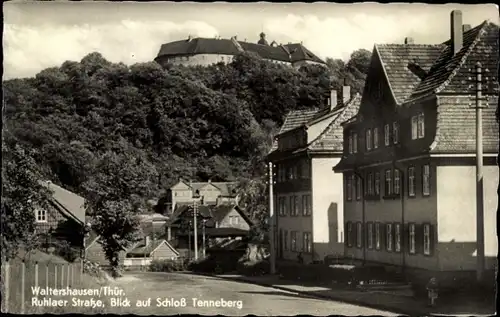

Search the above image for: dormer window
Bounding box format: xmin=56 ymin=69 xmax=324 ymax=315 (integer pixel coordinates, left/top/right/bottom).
xmin=348 ymin=134 xmax=353 ymax=154
xmin=352 ymin=132 xmax=358 ymax=153
xmin=411 ymin=113 xmax=425 ymax=140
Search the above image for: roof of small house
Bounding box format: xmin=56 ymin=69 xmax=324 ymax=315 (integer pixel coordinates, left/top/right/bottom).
xmin=126 ymin=239 xmax=179 ymax=257
xmin=156 ymin=37 xmax=325 ymax=65
xmin=269 ymin=93 xmax=362 ymax=155
xmin=39 ymin=181 xmax=86 ymax=225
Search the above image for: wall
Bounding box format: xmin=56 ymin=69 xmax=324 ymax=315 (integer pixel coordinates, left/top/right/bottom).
xmin=217 ymin=208 xmax=251 ymax=230
xmin=198 ymin=183 xmax=222 ymax=204
xmin=436 ymin=164 xmax=498 ymax=271
xmin=277 ymin=190 xmax=312 ymax=263
xmin=312 ymin=157 xmax=344 ymax=260
xmin=151 ymin=242 xmax=179 ymax=260
xmin=156 ymin=54 xmax=235 ymax=67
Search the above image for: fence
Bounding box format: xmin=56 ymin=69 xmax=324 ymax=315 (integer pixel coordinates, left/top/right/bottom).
xmin=1 ymin=259 xmax=83 ymax=314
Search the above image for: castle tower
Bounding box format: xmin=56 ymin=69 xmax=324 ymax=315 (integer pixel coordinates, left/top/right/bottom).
xmin=258 ymin=32 xmax=269 ymax=46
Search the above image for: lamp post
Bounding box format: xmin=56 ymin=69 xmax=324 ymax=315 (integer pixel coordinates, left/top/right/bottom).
xmin=202 ymin=219 xmax=207 ymax=258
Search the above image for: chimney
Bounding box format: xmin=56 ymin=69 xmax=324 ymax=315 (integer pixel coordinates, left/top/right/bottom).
xmin=329 ymin=89 xmax=338 ymax=111
xmin=341 ymin=79 xmax=351 ymax=104
xmin=404 ymin=37 xmax=414 ymax=44
xmin=145 ymin=235 xmax=151 ymax=246
xmin=450 ymin=10 xmax=463 ymax=55
xmin=187 ymin=35 xmax=192 ymax=42
xmin=462 ymin=24 xmax=471 ymax=32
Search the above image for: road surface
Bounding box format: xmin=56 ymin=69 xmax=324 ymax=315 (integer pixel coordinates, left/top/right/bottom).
xmin=106 ymin=272 xmax=399 ymax=316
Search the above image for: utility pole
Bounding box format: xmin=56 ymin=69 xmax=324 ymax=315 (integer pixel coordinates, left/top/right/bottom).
xmin=193 ymin=200 xmax=198 ymax=260
xmin=268 ymin=162 xmax=276 ymax=275
xmin=469 ymin=61 xmax=489 ymax=282
xmin=202 ymin=219 xmax=207 ymax=258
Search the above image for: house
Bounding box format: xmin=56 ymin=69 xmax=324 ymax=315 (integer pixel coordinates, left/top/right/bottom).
xmin=167 ymin=202 xmax=253 ymax=259
xmin=85 ymin=213 xmax=169 ymax=267
xmin=155 ymin=32 xmax=326 ymax=68
xmin=36 ymin=181 xmax=87 ymax=251
xmin=158 ymin=179 xmax=240 ymax=216
xmin=267 ymin=85 xmax=361 ymax=264
xmin=333 ymin=11 xmax=498 ymax=288
xmin=84 ymin=231 xmax=127 ymax=268
xmin=124 ymin=236 xmax=179 ymax=269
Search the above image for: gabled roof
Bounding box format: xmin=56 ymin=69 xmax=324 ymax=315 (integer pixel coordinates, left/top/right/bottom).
xmin=126 ymin=239 xmax=179 ymax=257
xmin=39 ymin=181 xmax=85 ymax=225
xmin=308 ymin=94 xmax=362 ymax=152
xmin=156 ymin=37 xmax=326 ymax=65
xmin=189 ymin=181 xmax=238 ymax=197
xmin=375 ymin=44 xmax=443 ymax=104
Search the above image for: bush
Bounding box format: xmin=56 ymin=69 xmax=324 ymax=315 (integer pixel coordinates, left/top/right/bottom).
xmin=149 ymin=259 xmax=186 ymax=272
xmin=187 ymin=257 xmax=219 ymax=273
xmin=236 ymin=259 xmax=270 ymax=276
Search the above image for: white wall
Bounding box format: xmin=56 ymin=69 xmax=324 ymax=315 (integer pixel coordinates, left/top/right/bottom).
xmin=312 ymin=157 xmax=344 ymax=259
xmin=436 ymin=164 xmax=498 ymax=270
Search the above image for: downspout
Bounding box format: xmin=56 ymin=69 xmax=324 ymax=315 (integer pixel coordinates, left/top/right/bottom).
xmin=306 ymin=149 xmax=315 ymax=263
xmin=394 ymin=160 xmax=406 ymax=274
xmin=353 ymin=169 xmax=366 ymax=266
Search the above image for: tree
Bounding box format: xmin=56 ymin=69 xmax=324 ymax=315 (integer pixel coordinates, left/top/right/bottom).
xmin=1 ymin=135 xmax=52 ymax=261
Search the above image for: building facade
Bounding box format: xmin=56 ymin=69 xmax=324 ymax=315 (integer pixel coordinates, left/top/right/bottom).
xmin=268 ymin=85 xmax=361 ymax=264
xmin=155 ymin=33 xmax=326 ymax=68
xmin=334 ymin=11 xmax=499 ymax=287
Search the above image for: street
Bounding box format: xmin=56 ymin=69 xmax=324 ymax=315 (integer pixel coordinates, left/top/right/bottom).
xmin=109 ymin=272 xmax=399 ymax=316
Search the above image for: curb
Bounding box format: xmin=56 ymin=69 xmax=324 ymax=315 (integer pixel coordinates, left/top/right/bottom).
xmin=185 ymin=272 xmax=425 ymax=316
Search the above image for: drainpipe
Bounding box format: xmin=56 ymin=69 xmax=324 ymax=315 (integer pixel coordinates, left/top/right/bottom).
xmin=353 ymin=169 xmax=366 ymax=266
xmin=306 ymin=150 xmax=314 ymax=263
xmin=394 ymin=160 xmax=406 ymax=274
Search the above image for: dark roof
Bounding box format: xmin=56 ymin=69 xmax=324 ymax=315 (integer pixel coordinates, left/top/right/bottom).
xmin=126 ymin=239 xmax=178 ymax=257
xmin=139 ymin=220 xmax=168 ymax=237
xmin=39 ymin=181 xmax=85 ymax=224
xmin=169 ymin=204 xmax=212 ymax=225
xmin=189 ymin=181 xmax=238 ymax=197
xmin=285 ymin=43 xmax=325 ymax=64
xmin=156 ymin=37 xmax=326 ymax=65
xmin=376 ymin=44 xmax=443 ymax=104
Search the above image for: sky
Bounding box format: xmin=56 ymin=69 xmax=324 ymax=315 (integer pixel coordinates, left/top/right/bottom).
xmin=3 ymin=1 xmax=499 ymax=79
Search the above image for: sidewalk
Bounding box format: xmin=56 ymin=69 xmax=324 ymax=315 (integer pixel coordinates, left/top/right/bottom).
xmin=201 ymin=273 xmax=496 ymax=316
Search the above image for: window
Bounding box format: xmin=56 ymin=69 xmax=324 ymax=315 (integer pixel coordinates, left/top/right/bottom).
xmin=284 ymin=230 xmax=289 ymax=250
xmin=229 ymin=216 xmax=233 ymax=225
xmin=289 ymin=196 xmax=295 ymax=216
xmin=302 ymin=195 xmax=311 ymax=216
xmin=348 ymin=134 xmax=353 ymax=154
xmin=423 ymin=224 xmax=431 ymax=255
xmin=36 ymin=209 xmax=47 ymax=223
xmin=384 ymin=124 xmax=390 ymax=146
xmin=422 ymin=165 xmax=430 ymax=196
xmin=356 ymin=222 xmax=363 ymax=248
xmin=367 ymin=223 xmax=374 ymax=249
xmin=352 ymin=132 xmax=358 ymax=153
xmin=291 ymin=231 xmax=298 ymax=251
xmin=394 ymin=169 xmax=400 ymax=195
xmin=375 ymin=223 xmax=381 ymax=250
xmin=395 ymin=223 xmax=402 ymax=252
xmin=393 ymin=122 xmax=399 ymax=144
xmin=303 ymin=232 xmax=312 ymax=253
xmin=409 ymin=224 xmax=416 ymax=254
xmin=346 ymin=222 xmax=353 ymax=247
xmin=346 ymin=176 xmax=353 ymax=201
xmin=366 ymin=129 xmax=372 ymax=151
xmin=374 ymin=172 xmax=380 ymax=196
xmin=367 ymin=173 xmax=374 ymax=196
xmin=356 ymin=176 xmax=362 ymax=200
xmin=411 ymin=113 xmax=425 ymax=139
xmin=294 ymin=196 xmax=299 ymax=216
xmin=385 ymin=169 xmax=392 ymax=196
xmin=408 ymin=167 xmax=416 ymax=197
xmin=234 ymin=217 xmax=239 ymax=225
xmin=386 ymin=223 xmax=393 ymax=251
xmin=373 ymin=127 xmax=379 ymax=149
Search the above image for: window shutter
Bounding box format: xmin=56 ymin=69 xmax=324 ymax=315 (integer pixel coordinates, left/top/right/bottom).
xmin=344 ymin=222 xmax=349 ymax=247
xmin=359 ymin=223 xmax=364 ymax=248
xmin=381 ymin=223 xmax=387 ymax=251
xmin=415 ymin=224 xmax=423 ymax=254
xmin=429 ymin=224 xmax=435 ymax=256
